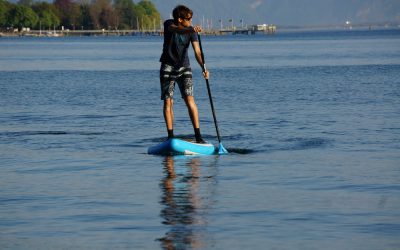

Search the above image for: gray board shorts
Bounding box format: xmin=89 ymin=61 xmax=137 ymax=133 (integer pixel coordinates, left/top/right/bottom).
xmin=160 ymin=63 xmax=194 ymax=100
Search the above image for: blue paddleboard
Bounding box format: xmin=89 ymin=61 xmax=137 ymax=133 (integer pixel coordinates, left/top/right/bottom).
xmin=148 ymin=138 xmax=217 ymax=155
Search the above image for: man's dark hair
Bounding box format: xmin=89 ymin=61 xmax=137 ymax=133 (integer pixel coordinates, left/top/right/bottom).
xmin=172 ymin=5 xmax=193 ymax=21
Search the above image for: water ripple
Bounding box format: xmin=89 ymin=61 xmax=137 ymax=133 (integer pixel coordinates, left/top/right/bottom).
xmin=0 ymin=131 xmax=105 ymax=137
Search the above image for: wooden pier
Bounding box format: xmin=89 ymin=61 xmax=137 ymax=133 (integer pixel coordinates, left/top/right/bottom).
xmin=4 ymin=29 xmax=163 ymax=37
xmin=3 ymin=24 xmax=276 ymax=37
xmin=219 ymin=24 xmax=277 ymax=35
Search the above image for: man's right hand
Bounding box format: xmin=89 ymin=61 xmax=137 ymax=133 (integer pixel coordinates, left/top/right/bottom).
xmin=193 ymin=25 xmax=202 ymax=33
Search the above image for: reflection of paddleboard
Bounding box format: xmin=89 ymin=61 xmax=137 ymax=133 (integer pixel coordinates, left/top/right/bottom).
xmin=148 ymin=138 xmax=216 ymax=155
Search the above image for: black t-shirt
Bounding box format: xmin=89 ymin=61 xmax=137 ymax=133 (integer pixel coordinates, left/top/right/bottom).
xmin=159 ymin=19 xmax=198 ymax=68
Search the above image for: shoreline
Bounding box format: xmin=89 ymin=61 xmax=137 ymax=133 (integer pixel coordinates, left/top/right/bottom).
xmin=1 ymin=25 xmax=398 ymax=38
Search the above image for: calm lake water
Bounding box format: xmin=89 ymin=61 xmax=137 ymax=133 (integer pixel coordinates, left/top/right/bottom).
xmin=1 ymin=29 xmax=400 ymax=249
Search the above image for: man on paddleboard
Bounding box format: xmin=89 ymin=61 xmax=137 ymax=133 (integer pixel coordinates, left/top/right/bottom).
xmin=159 ymin=5 xmax=209 ymax=143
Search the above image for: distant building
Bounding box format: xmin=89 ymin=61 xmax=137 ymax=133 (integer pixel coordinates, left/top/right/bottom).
xmin=252 ymin=24 xmax=276 ymax=34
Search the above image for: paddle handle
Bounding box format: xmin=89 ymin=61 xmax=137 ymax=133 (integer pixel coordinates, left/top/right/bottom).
xmin=198 ymin=33 xmax=222 ymax=143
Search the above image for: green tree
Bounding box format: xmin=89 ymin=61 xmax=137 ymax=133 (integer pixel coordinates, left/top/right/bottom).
xmin=18 ymin=0 xmax=33 ymax=7
xmin=54 ymin=0 xmax=81 ymax=29
xmin=7 ymin=4 xmax=38 ymax=30
xmin=138 ymin=0 xmax=159 ymax=18
xmin=32 ymin=2 xmax=60 ymax=29
xmin=133 ymin=3 xmax=146 ymax=30
xmin=136 ymin=0 xmax=160 ymax=30
xmin=0 ymin=0 xmax=161 ymax=31
xmin=114 ymin=0 xmax=136 ymax=29
xmin=89 ymin=0 xmax=115 ymax=29
xmin=79 ymin=2 xmax=93 ymax=30
xmin=0 ymin=0 xmax=12 ymax=28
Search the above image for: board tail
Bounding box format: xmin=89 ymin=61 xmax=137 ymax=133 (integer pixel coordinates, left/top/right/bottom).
xmin=218 ymin=143 xmax=229 ymax=155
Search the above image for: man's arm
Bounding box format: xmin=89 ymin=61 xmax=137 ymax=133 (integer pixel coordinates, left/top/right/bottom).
xmin=168 ymin=24 xmax=202 ymax=34
xmin=192 ymin=41 xmax=209 ymax=79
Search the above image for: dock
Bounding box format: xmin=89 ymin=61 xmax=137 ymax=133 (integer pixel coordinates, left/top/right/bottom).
xmin=15 ymin=29 xmax=163 ymax=37
xmin=219 ymin=24 xmax=277 ymax=35
xmin=1 ymin=24 xmax=277 ymax=37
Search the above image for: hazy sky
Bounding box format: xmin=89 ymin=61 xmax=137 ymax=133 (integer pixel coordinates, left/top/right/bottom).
xmin=151 ymin=0 xmax=400 ymax=26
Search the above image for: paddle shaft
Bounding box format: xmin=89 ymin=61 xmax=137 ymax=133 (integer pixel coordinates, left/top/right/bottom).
xmin=197 ymin=34 xmax=222 ymax=143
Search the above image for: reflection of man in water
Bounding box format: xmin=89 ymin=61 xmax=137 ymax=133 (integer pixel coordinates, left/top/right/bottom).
xmin=159 ymin=156 xmax=205 ymax=249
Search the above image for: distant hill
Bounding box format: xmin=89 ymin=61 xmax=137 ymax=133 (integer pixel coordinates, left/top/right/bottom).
xmin=151 ymin=0 xmax=400 ymax=27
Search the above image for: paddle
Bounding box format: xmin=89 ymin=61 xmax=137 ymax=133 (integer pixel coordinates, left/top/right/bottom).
xmin=197 ymin=33 xmax=228 ymax=154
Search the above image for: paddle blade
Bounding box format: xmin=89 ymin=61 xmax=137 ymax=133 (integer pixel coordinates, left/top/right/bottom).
xmin=218 ymin=143 xmax=229 ymax=155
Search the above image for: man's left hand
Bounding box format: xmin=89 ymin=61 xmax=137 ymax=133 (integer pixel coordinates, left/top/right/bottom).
xmin=203 ymin=70 xmax=209 ymax=79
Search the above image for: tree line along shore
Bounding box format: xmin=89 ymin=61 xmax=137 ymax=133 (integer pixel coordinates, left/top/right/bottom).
xmin=0 ymin=0 xmax=162 ymax=35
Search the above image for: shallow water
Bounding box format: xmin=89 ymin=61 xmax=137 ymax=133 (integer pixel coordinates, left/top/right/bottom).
xmin=1 ymin=29 xmax=400 ymax=249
